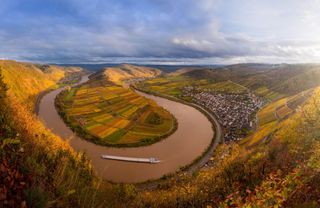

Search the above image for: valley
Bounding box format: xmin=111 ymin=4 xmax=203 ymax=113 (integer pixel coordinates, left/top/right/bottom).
xmin=1 ymin=61 xmax=320 ymax=207
xmin=38 ymin=72 xmax=214 ymax=182
xmin=136 ymin=64 xmax=320 ymax=144
xmin=3 ymin=1 xmax=320 ymax=207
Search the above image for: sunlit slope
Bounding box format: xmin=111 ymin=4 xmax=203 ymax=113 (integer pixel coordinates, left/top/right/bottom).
xmin=219 ymin=87 xmax=320 ymax=207
xmin=0 ymin=61 xmax=112 ymax=207
xmin=56 ymin=74 xmax=176 ymax=147
xmin=103 ymin=64 xmax=161 ymax=84
xmin=0 ymin=60 xmax=67 ymax=108
xmin=240 ymin=88 xmax=314 ymax=147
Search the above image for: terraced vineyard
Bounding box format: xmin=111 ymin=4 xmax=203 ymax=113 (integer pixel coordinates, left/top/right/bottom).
xmin=138 ymin=69 xmax=315 ymax=147
xmin=139 ymin=75 xmax=248 ymax=98
xmin=55 ymin=76 xmax=176 ymax=147
xmin=240 ymin=88 xmax=314 ymax=147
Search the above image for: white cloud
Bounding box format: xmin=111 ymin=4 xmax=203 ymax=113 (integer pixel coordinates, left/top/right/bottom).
xmin=1 ymin=0 xmax=320 ymax=64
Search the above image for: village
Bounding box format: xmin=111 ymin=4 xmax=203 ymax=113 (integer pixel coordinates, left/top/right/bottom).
xmin=182 ymin=86 xmax=265 ymax=142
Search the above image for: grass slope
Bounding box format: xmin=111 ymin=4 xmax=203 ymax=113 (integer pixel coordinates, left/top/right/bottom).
xmin=0 ymin=61 xmax=65 ymax=108
xmin=0 ymin=60 xmax=83 ymax=109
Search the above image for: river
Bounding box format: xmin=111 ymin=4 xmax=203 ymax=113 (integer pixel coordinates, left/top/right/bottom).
xmin=38 ymin=75 xmax=214 ymax=183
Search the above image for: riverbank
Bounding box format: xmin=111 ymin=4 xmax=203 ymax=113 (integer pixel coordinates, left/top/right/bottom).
xmin=34 ymin=73 xmax=84 ymax=115
xmin=54 ymin=81 xmax=178 ymax=148
xmin=132 ymin=85 xmax=223 ymax=173
xmin=38 ymin=75 xmax=215 ymax=183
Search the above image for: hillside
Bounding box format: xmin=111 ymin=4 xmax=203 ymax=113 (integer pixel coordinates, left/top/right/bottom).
xmin=1 ymin=61 xmax=320 ymax=207
xmin=134 ymin=68 xmax=320 ymax=207
xmin=133 ymin=88 xmax=320 ymax=207
xmin=0 ymin=60 xmax=83 ymax=109
xmin=184 ymin=64 xmax=320 ymax=101
xmin=103 ymin=64 xmax=161 ymax=84
xmin=0 ymin=61 xmax=119 ymax=207
xmin=183 ymin=63 xmax=270 ymax=81
xmin=167 ymin=67 xmax=203 ymax=76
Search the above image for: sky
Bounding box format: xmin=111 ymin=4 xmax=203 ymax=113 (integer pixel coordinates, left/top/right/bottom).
xmin=1 ymin=0 xmax=320 ymax=65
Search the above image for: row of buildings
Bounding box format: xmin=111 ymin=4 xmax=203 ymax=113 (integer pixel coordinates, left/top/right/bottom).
xmin=182 ymin=86 xmax=265 ymax=141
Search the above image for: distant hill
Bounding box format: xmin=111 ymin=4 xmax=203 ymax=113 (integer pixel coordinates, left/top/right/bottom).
xmin=141 ymin=64 xmax=220 ymax=72
xmin=58 ymin=63 xmax=119 ymax=71
xmin=0 ymin=60 xmax=65 ymax=107
xmin=103 ymin=64 xmax=161 ymax=84
xmin=184 ymin=63 xmax=274 ymax=80
xmin=58 ymin=63 xmax=221 ymax=72
xmin=184 ymin=63 xmax=320 ymax=100
xmin=167 ymin=67 xmax=206 ymax=76
xmin=0 ymin=60 xmax=83 ymax=108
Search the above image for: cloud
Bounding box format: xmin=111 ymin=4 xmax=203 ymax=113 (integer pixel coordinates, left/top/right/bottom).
xmin=0 ymin=0 xmax=320 ymax=64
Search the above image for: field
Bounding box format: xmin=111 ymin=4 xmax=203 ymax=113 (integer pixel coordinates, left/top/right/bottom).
xmin=257 ymin=98 xmax=287 ymax=126
xmin=56 ymin=77 xmax=176 ymax=146
xmin=254 ymin=86 xmax=284 ymax=101
xmin=257 ymin=89 xmax=314 ymax=126
xmin=138 ymin=75 xmax=248 ymax=98
xmin=138 ymin=76 xmax=192 ymax=95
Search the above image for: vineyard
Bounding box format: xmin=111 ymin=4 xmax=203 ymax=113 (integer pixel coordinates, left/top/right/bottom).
xmin=241 ymin=89 xmax=314 ymax=147
xmin=56 ymin=77 xmax=176 ymax=146
xmin=139 ymin=72 xmax=315 ymax=149
xmin=138 ymin=75 xmax=248 ymax=98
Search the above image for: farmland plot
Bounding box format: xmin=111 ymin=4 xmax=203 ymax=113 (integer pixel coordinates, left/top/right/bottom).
xmin=56 ymin=77 xmax=176 ymax=146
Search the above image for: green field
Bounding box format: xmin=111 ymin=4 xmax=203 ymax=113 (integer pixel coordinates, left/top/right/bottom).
xmin=56 ymin=78 xmax=176 ymax=147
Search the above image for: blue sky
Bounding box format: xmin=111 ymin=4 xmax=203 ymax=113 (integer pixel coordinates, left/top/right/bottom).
xmin=1 ymin=0 xmax=320 ymax=64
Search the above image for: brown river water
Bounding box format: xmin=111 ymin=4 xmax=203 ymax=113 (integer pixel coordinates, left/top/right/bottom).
xmin=38 ymin=75 xmax=214 ymax=183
